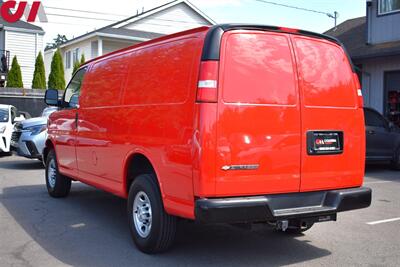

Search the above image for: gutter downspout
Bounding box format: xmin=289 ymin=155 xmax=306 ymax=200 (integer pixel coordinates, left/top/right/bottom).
xmin=366 ymin=0 xmax=372 ymax=44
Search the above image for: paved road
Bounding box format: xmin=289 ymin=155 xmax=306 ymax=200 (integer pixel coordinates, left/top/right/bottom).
xmin=0 ymin=155 xmax=399 ymax=267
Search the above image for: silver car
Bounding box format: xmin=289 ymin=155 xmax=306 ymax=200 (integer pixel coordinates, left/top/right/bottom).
xmin=11 ymin=107 xmax=57 ymax=160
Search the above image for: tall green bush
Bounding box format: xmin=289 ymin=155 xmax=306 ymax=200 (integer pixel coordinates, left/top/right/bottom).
xmin=72 ymin=53 xmax=86 ymax=75
xmin=32 ymin=52 xmax=46 ymax=89
xmin=80 ymin=54 xmax=85 ymax=65
xmin=72 ymin=61 xmax=80 ymax=75
xmin=48 ymin=49 xmax=65 ymax=90
xmin=7 ymin=56 xmax=23 ymax=88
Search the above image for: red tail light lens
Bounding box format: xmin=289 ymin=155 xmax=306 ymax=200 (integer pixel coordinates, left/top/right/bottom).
xmin=353 ymin=73 xmax=363 ymax=108
xmin=197 ymin=61 xmax=219 ymax=103
xmin=279 ymin=27 xmax=299 ymax=33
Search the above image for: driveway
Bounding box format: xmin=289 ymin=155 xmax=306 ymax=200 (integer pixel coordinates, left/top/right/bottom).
xmin=0 ymin=156 xmax=399 ymax=266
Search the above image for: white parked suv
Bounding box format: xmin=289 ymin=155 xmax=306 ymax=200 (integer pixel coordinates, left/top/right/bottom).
xmin=0 ymin=104 xmax=26 ymax=155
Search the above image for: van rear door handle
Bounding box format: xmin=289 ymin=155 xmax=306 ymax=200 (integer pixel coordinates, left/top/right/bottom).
xmin=367 ymin=130 xmax=375 ymax=135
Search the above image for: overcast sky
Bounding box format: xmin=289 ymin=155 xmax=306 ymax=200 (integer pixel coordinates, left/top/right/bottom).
xmin=29 ymin=0 xmax=366 ymax=45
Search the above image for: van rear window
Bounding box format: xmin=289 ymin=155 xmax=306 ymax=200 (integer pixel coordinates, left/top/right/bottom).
xmin=221 ymin=33 xmax=297 ymax=105
xmin=294 ymin=37 xmax=356 ymax=108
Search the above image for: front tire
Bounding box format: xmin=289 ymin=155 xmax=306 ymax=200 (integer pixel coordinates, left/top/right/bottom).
xmin=127 ymin=174 xmax=177 ymax=254
xmin=45 ymin=150 xmax=71 ymax=198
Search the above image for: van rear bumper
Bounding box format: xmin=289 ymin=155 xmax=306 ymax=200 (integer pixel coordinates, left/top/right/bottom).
xmin=195 ymin=187 xmax=371 ymax=223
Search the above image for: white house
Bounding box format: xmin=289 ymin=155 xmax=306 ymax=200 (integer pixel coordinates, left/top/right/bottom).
xmin=44 ymin=0 xmax=215 ymax=83
xmin=0 ymin=15 xmax=45 ymax=88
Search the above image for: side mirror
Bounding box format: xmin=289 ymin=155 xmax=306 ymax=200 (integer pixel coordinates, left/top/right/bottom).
xmin=45 ymin=89 xmax=59 ymax=106
xmin=13 ymin=115 xmax=25 ymax=123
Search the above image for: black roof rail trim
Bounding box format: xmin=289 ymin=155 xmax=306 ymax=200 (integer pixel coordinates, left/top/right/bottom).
xmin=201 ymin=24 xmax=355 ymax=72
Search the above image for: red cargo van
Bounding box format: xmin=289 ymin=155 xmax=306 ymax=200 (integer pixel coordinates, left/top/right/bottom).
xmin=44 ymin=24 xmax=371 ymax=253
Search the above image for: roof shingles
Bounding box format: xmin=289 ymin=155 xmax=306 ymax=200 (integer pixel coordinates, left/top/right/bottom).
xmin=325 ymin=16 xmax=400 ymax=60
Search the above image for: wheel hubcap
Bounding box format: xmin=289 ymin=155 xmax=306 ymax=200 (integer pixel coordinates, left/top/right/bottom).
xmin=133 ymin=191 xmax=152 ymax=238
xmin=47 ymin=159 xmax=57 ymax=188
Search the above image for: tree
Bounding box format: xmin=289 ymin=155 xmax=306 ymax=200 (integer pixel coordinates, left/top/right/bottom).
xmin=32 ymin=52 xmax=46 ymax=89
xmin=72 ymin=53 xmax=86 ymax=75
xmin=45 ymin=34 xmax=68 ymax=50
xmin=48 ymin=49 xmax=65 ymax=90
xmin=6 ymin=56 xmax=23 ymax=88
xmin=80 ymin=54 xmax=85 ymax=65
xmin=72 ymin=61 xmax=80 ymax=75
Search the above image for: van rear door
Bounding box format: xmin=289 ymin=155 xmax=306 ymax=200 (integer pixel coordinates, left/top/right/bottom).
xmin=293 ymin=36 xmax=365 ymax=192
xmin=215 ymin=30 xmax=301 ymax=196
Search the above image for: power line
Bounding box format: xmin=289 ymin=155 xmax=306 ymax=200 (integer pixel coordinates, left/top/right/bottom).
xmin=252 ymin=0 xmax=339 ymax=26
xmin=45 ymin=6 xmax=129 ymax=17
xmin=46 ymin=13 xmax=118 ymax=22
xmin=45 ymin=7 xmax=207 ymax=25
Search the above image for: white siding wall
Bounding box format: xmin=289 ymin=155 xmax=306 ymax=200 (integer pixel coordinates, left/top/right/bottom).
xmin=360 ymin=56 xmax=400 ymax=113
xmin=5 ymin=31 xmax=44 ymax=88
xmin=102 ymin=40 xmax=139 ymax=55
xmin=61 ymin=39 xmax=92 ymax=83
xmin=44 ymin=49 xmax=55 ymax=84
xmin=123 ymin=3 xmax=209 ymax=34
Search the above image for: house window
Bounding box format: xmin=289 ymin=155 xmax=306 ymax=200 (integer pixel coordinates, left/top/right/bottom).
xmin=378 ymin=0 xmax=400 ymax=15
xmin=73 ymin=48 xmax=79 ymax=64
xmin=65 ymin=51 xmax=71 ymax=69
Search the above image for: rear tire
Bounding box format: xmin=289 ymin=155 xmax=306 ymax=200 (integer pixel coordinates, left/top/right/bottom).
xmin=127 ymin=174 xmax=177 ymax=254
xmin=45 ymin=150 xmax=71 ymax=198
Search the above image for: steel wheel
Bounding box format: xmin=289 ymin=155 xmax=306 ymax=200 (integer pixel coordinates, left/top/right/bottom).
xmin=133 ymin=191 xmax=152 ymax=238
xmin=45 ymin=149 xmax=71 ymax=198
xmin=47 ymin=158 xmax=57 ymax=188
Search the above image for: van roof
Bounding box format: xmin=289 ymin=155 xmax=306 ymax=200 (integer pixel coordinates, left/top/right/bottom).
xmin=83 ymin=26 xmax=210 ymax=66
xmin=201 ymin=24 xmax=342 ymax=61
xmin=82 ymin=24 xmax=353 ymax=71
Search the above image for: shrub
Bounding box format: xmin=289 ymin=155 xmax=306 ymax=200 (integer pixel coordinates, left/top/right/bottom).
xmin=80 ymin=54 xmax=85 ymax=65
xmin=32 ymin=52 xmax=46 ymax=89
xmin=72 ymin=53 xmax=86 ymax=75
xmin=7 ymin=56 xmax=23 ymax=88
xmin=48 ymin=49 xmax=65 ymax=90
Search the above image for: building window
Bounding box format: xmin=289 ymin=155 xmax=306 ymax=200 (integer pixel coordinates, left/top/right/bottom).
xmin=73 ymin=48 xmax=79 ymax=64
xmin=65 ymin=51 xmax=71 ymax=69
xmin=385 ymin=71 xmax=400 ymax=126
xmin=378 ymin=0 xmax=400 ymax=15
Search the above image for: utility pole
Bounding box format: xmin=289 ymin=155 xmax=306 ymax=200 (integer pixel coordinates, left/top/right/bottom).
xmin=327 ymin=11 xmax=339 ymax=28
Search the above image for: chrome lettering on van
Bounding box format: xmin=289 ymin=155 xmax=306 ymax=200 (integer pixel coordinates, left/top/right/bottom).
xmin=221 ymin=164 xmax=259 ymax=171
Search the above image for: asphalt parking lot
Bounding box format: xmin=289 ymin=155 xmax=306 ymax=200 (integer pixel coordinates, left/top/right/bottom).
xmin=0 ymin=156 xmax=399 ymax=267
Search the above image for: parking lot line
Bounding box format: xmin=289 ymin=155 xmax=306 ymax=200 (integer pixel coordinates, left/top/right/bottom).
xmin=366 ymin=217 xmax=400 ymax=225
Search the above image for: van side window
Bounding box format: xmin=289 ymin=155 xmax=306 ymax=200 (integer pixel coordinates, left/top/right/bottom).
xmin=365 ymin=109 xmax=387 ymax=128
xmin=64 ymin=68 xmax=87 ymax=108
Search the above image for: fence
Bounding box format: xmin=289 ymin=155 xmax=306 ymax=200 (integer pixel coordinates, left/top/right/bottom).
xmin=0 ymin=88 xmax=53 ymax=117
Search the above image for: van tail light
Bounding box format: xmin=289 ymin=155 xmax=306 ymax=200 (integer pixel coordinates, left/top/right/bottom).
xmin=353 ymin=73 xmax=363 ymax=108
xmin=279 ymin=27 xmax=299 ymax=33
xmin=197 ymin=61 xmax=219 ymax=103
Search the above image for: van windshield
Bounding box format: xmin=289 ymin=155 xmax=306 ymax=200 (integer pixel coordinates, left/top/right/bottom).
xmin=0 ymin=108 xmax=9 ymax=122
